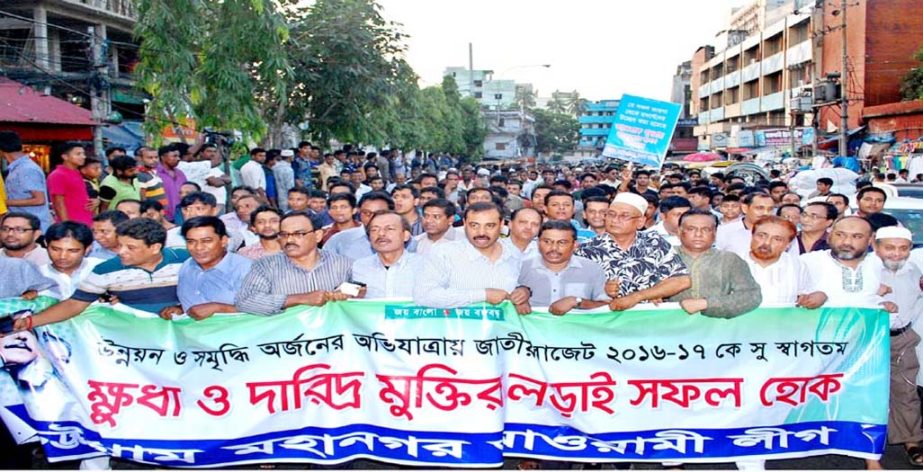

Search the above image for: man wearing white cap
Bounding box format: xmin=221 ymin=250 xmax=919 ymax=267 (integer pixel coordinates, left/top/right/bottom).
xmin=575 ymin=192 xmax=691 ymax=311
xmin=874 ymin=225 xmax=923 ymax=466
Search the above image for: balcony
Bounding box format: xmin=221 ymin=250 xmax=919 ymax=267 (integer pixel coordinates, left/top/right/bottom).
xmin=710 ymin=107 xmax=725 ymax=122
xmin=785 ymin=40 xmax=812 ymax=65
xmin=760 ymin=91 xmax=785 ymax=112
xmin=742 ymin=97 xmax=761 ymax=116
xmin=761 ymin=52 xmax=784 ymax=75
xmin=58 ymin=0 xmax=137 ymax=20
xmin=725 ymin=103 xmax=741 ymax=118
xmin=579 ymin=115 xmax=616 ymax=124
xmin=742 ymin=62 xmax=761 ymax=82
xmin=698 ymin=84 xmax=710 ymax=99
xmin=699 ymin=111 xmax=711 ymax=125
xmin=711 ymin=77 xmax=726 ymax=94
xmin=725 ymin=71 xmax=741 ymax=88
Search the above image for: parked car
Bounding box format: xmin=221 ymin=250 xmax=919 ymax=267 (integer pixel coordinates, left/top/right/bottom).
xmin=853 ymin=196 xmax=923 ymax=247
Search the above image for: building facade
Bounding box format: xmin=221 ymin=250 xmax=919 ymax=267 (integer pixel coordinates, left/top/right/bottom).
xmin=483 ymin=109 xmax=536 ymax=160
xmin=0 ymin=1 xmax=144 ymax=121
xmin=443 ymin=67 xmax=519 ymax=110
xmin=577 ymin=99 xmax=620 ymax=154
xmin=691 ymin=0 xmax=817 ymax=152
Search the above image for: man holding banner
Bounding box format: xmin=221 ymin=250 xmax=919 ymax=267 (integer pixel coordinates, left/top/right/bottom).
xmin=575 ymin=193 xmax=690 ymax=311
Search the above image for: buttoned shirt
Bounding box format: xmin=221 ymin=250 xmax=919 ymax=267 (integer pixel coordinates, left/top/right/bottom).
xmin=352 ymin=251 xmax=423 ymax=299
xmin=412 ymin=229 xmax=459 ymax=255
xmin=414 ymin=239 xmax=521 ymax=308
xmin=575 ymin=231 xmax=688 ymax=297
xmin=744 ymin=251 xmax=814 ymax=305
xmin=235 ymin=250 xmax=352 ymax=315
xmin=5 ymin=155 xmax=51 ymax=230
xmin=177 ymin=252 xmax=252 ymax=312
xmin=800 ymin=250 xmax=883 ymax=308
xmin=669 ymin=248 xmax=761 ymax=318
xmin=716 ymin=218 xmax=799 ymax=260
xmin=38 ymin=258 xmax=103 ymax=299
xmin=500 ymin=237 xmax=539 ymax=260
xmin=88 ymin=241 xmax=118 ymax=262
xmin=324 ymin=226 xmax=374 ymax=260
xmin=518 ymin=255 xmax=607 ymax=306
xmin=879 ymin=258 xmax=923 ymax=330
xmin=240 ymin=160 xmax=266 ymax=191
xmin=155 ymin=163 xmax=187 ymax=222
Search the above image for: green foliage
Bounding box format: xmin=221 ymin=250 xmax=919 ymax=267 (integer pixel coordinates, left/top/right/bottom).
xmin=533 ymin=108 xmax=579 ymax=154
xmin=134 ymin=0 xmax=291 ymax=142
xmin=900 ymin=47 xmax=923 ymax=100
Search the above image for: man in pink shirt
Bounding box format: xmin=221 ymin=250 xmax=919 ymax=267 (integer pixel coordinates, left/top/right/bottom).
xmin=46 ymin=142 xmax=95 ymax=225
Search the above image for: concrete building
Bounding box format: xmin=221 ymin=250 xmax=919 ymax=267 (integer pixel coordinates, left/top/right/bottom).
xmin=691 ymin=0 xmax=819 ymax=152
xmin=443 ymin=67 xmax=520 ymax=110
xmin=0 ymin=1 xmax=144 ymax=121
xmin=670 ymin=61 xmax=698 ymax=156
xmin=577 ymin=99 xmax=620 ymax=155
xmin=818 ymin=0 xmax=923 ymax=134
xmin=483 ymin=109 xmax=535 ymax=160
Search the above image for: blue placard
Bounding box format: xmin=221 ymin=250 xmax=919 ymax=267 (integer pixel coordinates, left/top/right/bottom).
xmin=602 ymin=94 xmax=682 ymax=168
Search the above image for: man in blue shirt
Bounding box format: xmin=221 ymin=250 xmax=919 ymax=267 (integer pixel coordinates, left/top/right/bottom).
xmin=173 ymin=216 xmax=252 ymax=320
xmin=0 ymin=131 xmax=51 ymax=230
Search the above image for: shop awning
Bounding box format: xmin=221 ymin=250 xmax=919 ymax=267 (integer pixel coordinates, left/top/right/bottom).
xmin=0 ymin=78 xmax=96 ymax=141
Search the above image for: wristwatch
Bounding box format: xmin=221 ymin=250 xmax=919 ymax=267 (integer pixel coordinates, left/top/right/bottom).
xmin=574 ymin=297 xmax=584 ymax=308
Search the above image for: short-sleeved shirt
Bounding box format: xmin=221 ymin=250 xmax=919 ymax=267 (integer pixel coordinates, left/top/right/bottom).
xmin=71 ymin=248 xmax=190 ymax=313
xmin=177 ymin=252 xmax=252 ymax=311
xmin=155 ymin=164 xmax=187 ymax=222
xmin=575 ymin=231 xmax=689 ymax=297
xmin=518 ymin=255 xmax=608 ymax=306
xmin=5 ymin=155 xmax=51 ymax=230
xmin=0 ymin=175 xmax=8 ymax=214
xmin=46 ymin=165 xmax=93 ymax=225
xmin=99 ymin=174 xmax=141 ymax=209
xmin=137 ymin=168 xmax=168 ymax=207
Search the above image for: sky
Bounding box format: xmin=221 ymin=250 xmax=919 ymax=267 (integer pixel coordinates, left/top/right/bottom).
xmin=377 ymin=0 xmax=749 ymax=102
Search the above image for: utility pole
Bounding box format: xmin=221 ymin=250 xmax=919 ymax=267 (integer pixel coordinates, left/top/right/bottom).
xmin=88 ymin=25 xmax=111 ymax=163
xmin=838 ymin=0 xmax=848 ymax=156
xmin=468 ymin=42 xmax=474 ymax=100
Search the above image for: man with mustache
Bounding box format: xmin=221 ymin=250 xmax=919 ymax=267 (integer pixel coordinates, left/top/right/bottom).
xmin=352 ymin=210 xmax=422 ymax=298
xmin=414 ymin=202 xmax=527 ymax=309
xmin=514 ymin=220 xmax=609 ymax=316
xmin=743 ymin=216 xmax=825 ymax=307
xmin=237 ymin=206 xmax=283 ymax=260
xmin=717 ymin=191 xmax=799 ymax=260
xmin=872 ymin=226 xmax=923 ymax=467
xmin=324 ymin=192 xmax=394 ymax=261
xmin=235 ymin=211 xmax=352 ymax=315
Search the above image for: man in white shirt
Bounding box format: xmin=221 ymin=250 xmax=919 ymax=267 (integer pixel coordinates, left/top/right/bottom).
xmin=502 ymin=207 xmax=541 ymax=259
xmin=240 ymin=148 xmax=268 ymax=200
xmin=648 ymin=196 xmax=691 ymax=247
xmin=717 ymin=191 xmax=798 ymax=260
xmin=873 ymin=226 xmax=923 ymax=465
xmin=414 ymin=202 xmax=527 ymax=308
xmin=744 ymin=216 xmax=826 ymax=307
xmin=352 ymin=210 xmax=422 ymax=298
xmin=38 ymin=222 xmax=103 ymax=299
xmin=413 ymin=198 xmax=459 ymax=255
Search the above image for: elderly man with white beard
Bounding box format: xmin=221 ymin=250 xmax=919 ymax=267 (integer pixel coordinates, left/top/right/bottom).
xmin=873 ymin=226 xmax=923 ymax=467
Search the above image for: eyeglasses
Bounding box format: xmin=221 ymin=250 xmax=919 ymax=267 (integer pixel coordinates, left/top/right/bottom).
xmin=606 ymin=212 xmax=641 ymax=221
xmin=0 ymin=226 xmax=35 ymax=234
xmin=801 ymin=213 xmax=826 ymax=221
xmin=278 ymin=230 xmax=315 ymax=239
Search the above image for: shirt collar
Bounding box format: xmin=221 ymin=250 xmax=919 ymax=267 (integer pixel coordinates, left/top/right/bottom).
xmin=194 ymin=251 xmax=235 ymax=274
xmin=462 ymin=239 xmax=515 ymax=263
xmin=9 ymin=154 xmax=31 ymax=170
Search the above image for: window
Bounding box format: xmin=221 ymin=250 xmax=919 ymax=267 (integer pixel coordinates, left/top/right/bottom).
xmin=474 ymin=80 xmax=483 ymax=87
xmin=495 ymin=143 xmax=506 ymax=151
xmin=498 ymin=118 xmax=505 ymax=128
xmin=474 ymin=92 xmax=482 ymax=99
xmin=494 ymin=93 xmax=503 ymax=100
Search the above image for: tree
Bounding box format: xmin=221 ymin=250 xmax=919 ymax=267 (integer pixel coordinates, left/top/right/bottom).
xmin=134 ymin=0 xmax=291 ymax=142
xmin=533 ymin=108 xmax=579 ymax=154
xmin=900 ymin=46 xmax=923 ymax=100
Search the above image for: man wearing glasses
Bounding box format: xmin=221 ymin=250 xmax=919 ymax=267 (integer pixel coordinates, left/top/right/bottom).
xmin=235 ymin=211 xmax=353 ymax=315
xmin=0 ymin=212 xmax=50 ymax=266
xmin=575 ymin=192 xmax=690 ymax=311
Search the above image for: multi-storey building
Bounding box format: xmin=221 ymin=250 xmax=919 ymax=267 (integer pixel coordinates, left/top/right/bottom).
xmin=483 ymin=109 xmax=535 ymax=160
xmin=0 ymin=1 xmax=144 ymax=120
xmin=577 ymin=99 xmax=619 ymax=154
xmin=443 ymin=67 xmax=519 ymax=110
xmin=691 ymin=0 xmax=818 ymax=151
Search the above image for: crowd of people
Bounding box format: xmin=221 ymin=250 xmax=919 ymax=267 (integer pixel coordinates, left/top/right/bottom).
xmin=1 ymin=127 xmax=922 ymax=469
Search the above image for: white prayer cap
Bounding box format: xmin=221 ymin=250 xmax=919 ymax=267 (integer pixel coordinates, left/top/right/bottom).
xmin=280 ymin=149 xmax=294 ymax=157
xmin=876 ymin=225 xmax=912 ymax=242
xmin=477 ymin=168 xmax=490 ymax=177
xmin=611 ymin=192 xmax=648 ymax=215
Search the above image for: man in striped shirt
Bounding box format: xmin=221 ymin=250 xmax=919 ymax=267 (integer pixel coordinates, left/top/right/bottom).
xmin=17 ymin=218 xmax=190 ymax=329
xmin=235 ymin=211 xmax=352 ymax=315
